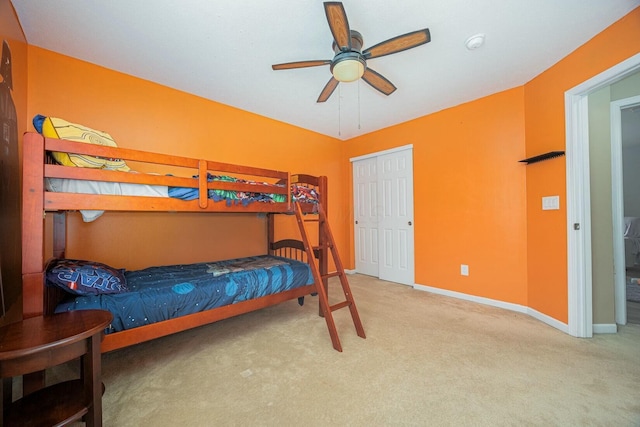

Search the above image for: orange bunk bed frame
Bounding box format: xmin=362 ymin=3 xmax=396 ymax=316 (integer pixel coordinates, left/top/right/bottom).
xmin=21 ymin=132 xmax=364 ymax=353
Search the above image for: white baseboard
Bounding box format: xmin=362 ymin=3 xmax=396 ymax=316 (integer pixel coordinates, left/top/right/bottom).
xmin=413 ymin=283 xmax=570 ymax=335
xmin=413 ymin=283 xmax=527 ymax=312
xmin=592 ymin=323 xmax=617 ymax=334
xmin=344 ymin=269 xmax=357 ymax=275
xmin=526 ymin=306 xmax=570 ymax=334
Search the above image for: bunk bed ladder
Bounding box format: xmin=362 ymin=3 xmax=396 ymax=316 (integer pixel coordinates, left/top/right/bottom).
xmin=294 ymin=202 xmax=366 ymax=352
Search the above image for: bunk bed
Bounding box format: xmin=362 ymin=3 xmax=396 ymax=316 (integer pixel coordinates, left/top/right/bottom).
xmin=21 ymin=131 xmax=365 ymax=354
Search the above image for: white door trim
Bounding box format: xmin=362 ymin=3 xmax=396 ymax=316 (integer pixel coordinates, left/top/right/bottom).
xmin=349 ymin=144 xmax=413 ymax=163
xmin=565 ymin=52 xmax=640 ymax=337
xmin=611 ymin=95 xmax=640 ymax=325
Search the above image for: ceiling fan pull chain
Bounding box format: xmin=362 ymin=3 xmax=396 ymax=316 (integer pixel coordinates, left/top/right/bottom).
xmin=338 ymin=84 xmax=342 ymax=136
xmin=358 ymin=80 xmax=361 ymax=130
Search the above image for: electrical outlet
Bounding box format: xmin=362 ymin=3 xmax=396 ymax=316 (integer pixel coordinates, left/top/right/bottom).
xmin=460 ymin=264 xmax=469 ymax=276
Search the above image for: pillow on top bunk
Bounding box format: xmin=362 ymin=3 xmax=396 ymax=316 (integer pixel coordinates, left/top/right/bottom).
xmin=34 ymin=115 xmax=130 ymax=171
xmin=46 ymin=259 xmax=129 ymax=295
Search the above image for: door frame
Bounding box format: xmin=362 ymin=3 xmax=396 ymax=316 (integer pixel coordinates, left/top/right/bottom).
xmin=611 ymin=95 xmax=640 ymax=325
xmin=350 ymin=144 xmax=414 ymax=283
xmin=565 ymin=52 xmax=640 ymax=337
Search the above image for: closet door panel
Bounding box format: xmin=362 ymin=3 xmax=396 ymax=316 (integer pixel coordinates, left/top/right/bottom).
xmin=353 ymin=158 xmax=379 ymax=276
xmin=378 ymin=150 xmax=414 ymax=286
xmin=352 ymin=146 xmax=414 ymax=285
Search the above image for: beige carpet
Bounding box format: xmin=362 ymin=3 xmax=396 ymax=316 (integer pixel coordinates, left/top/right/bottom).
xmin=45 ymin=274 xmax=640 ymax=426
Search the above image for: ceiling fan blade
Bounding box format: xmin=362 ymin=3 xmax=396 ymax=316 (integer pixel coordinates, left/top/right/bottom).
xmin=272 ymin=60 xmax=331 ymax=70
xmin=363 ymin=29 xmax=431 ymax=60
xmin=324 ymin=2 xmax=351 ymax=51
xmin=317 ymin=77 xmax=340 ymax=103
xmin=362 ymin=68 xmax=396 ymax=96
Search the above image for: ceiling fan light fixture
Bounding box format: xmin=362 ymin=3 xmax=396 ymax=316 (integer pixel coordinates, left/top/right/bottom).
xmin=331 ymin=52 xmax=366 ymax=82
xmin=271 ymin=2 xmax=431 ymax=102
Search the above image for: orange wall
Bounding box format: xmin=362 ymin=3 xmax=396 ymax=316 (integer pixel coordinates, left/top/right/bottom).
xmin=524 ymin=7 xmax=640 ymax=322
xmin=27 ymin=47 xmax=345 ymax=270
xmin=344 ymin=88 xmax=528 ymax=305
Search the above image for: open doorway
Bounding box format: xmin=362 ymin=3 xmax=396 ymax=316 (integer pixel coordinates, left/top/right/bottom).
xmin=611 ymin=95 xmax=640 ymax=326
xmin=566 ymin=53 xmax=640 ymax=337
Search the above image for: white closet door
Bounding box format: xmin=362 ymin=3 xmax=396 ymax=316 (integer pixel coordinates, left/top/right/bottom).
xmin=353 ymin=156 xmax=379 ymax=276
xmin=352 ymin=146 xmax=414 ymax=285
xmin=378 ymin=149 xmax=414 ymax=285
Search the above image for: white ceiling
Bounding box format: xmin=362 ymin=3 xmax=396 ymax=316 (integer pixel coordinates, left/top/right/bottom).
xmin=10 ymin=0 xmax=640 ymax=140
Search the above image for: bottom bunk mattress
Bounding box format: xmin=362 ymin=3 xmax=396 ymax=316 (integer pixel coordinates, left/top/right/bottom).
xmin=49 ymin=255 xmax=314 ymax=334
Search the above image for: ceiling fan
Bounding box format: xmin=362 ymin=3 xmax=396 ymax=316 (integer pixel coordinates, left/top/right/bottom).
xmin=272 ymin=1 xmax=431 ymax=103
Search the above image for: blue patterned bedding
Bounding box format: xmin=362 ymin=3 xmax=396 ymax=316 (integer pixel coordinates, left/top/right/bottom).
xmin=53 ymin=255 xmax=313 ymax=334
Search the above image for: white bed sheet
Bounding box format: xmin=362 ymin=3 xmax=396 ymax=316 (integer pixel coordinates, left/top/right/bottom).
xmin=46 ymin=177 xmax=168 ymax=222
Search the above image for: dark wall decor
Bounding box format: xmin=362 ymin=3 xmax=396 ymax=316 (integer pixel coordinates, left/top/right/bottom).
xmin=0 ymin=39 xmax=20 ymax=318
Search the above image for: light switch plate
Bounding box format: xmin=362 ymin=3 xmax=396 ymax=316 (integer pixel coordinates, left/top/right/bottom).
xmin=460 ymin=264 xmax=469 ymax=276
xmin=542 ymin=195 xmax=560 ymax=210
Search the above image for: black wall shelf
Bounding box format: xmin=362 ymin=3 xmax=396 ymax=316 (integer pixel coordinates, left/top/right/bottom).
xmin=519 ymin=151 xmax=565 ymax=165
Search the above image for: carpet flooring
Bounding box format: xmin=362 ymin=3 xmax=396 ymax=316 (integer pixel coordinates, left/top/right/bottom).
xmin=34 ymin=275 xmax=640 ymax=426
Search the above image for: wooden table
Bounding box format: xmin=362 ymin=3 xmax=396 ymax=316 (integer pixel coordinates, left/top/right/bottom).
xmin=0 ymin=310 xmax=112 ymax=426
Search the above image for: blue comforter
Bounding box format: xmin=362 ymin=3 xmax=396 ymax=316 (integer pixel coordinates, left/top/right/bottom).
xmin=55 ymin=255 xmax=313 ymax=334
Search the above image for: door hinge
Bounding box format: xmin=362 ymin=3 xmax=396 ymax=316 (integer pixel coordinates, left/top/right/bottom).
xmin=573 ymin=223 xmax=580 ymax=230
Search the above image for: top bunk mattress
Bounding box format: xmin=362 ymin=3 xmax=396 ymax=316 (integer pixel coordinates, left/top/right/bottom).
xmin=51 ymin=255 xmax=314 ymax=334
xmin=44 ymin=173 xmax=319 ymax=221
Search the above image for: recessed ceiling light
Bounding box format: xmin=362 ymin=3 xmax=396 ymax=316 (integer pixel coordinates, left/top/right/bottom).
xmin=465 ymin=33 xmax=485 ymax=50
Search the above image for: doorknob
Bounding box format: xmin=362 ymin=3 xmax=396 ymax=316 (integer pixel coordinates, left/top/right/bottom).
xmin=408 ymin=221 xmax=412 ymax=226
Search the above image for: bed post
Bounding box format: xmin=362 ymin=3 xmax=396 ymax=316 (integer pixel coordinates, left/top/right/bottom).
xmin=267 ymin=213 xmax=274 ymax=256
xmin=22 ymin=133 xmax=46 ymax=318
xmin=319 ymin=176 xmax=328 ymax=281
xmin=53 ymin=212 xmax=66 ymax=259
xmin=318 ymin=176 xmax=329 ymax=314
